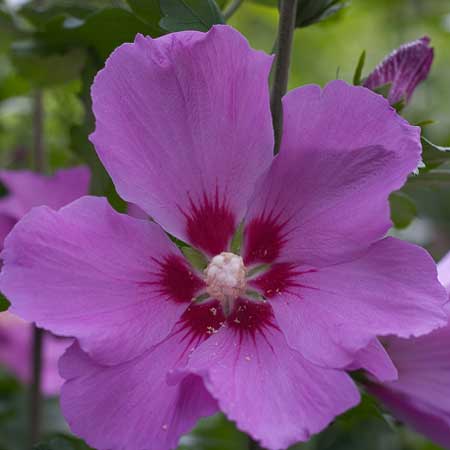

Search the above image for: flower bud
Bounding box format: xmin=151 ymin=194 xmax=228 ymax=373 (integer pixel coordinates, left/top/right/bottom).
xmin=364 ymin=37 xmax=434 ymax=106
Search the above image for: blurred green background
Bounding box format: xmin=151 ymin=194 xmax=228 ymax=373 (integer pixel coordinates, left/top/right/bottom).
xmin=0 ymin=0 xmax=449 ymax=449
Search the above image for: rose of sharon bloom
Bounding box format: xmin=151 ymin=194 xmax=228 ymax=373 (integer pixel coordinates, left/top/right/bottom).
xmin=368 ymin=252 xmax=450 ymax=448
xmin=0 ymin=167 xmax=90 ymax=394
xmin=0 ymin=26 xmax=447 ymax=450
xmin=364 ymin=37 xmax=433 ymax=106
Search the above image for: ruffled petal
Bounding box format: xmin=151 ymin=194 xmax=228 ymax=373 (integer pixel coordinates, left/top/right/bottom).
xmin=243 ymin=81 xmax=421 ymax=267
xmin=250 ymin=238 xmax=447 ymax=369
xmin=60 ymin=339 xmax=217 ymax=450
xmin=91 ymin=25 xmax=274 ymax=256
xmin=186 ymin=300 xmax=360 ymax=450
xmin=0 ymin=167 xmax=90 ymax=220
xmin=0 ymin=196 xmax=204 ymax=365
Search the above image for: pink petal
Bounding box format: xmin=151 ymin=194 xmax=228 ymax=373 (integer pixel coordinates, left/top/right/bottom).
xmin=346 ymin=338 xmax=398 ymax=382
xmin=0 ymin=196 xmax=204 ymax=365
xmin=243 ymin=80 xmax=421 ymax=267
xmin=185 ymin=300 xmax=360 ymax=449
xmin=381 ymin=326 xmax=450 ymax=414
xmin=0 ymin=312 xmax=71 ymax=395
xmin=0 ymin=166 xmax=90 ymax=220
xmin=364 ymin=37 xmax=434 ymax=105
xmin=127 ymin=202 xmax=148 ymax=220
xmin=438 ymin=250 xmax=450 ymax=294
xmin=60 ymin=339 xmax=217 ymax=450
xmin=0 ymin=216 xmax=15 ymax=251
xmin=251 ymin=238 xmax=447 ymax=369
xmin=369 ymin=324 xmax=450 ymax=447
xmin=91 ymin=25 xmax=274 ymax=256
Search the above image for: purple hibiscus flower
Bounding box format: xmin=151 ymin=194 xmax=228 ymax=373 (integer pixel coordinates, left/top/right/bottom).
xmin=0 ymin=167 xmax=90 ymax=394
xmin=364 ymin=36 xmax=434 ymax=106
xmin=368 ymin=251 xmax=450 ymax=448
xmin=0 ymin=26 xmax=447 ymax=450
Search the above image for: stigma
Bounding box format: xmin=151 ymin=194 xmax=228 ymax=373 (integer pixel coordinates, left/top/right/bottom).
xmin=205 ymin=252 xmax=247 ymax=315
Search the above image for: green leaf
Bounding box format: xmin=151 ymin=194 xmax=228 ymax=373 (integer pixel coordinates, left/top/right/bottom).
xmin=391 ymin=98 xmax=406 ymax=113
xmin=408 ymin=169 xmax=450 ymax=188
xmin=415 ymin=119 xmax=435 ymax=128
xmin=352 ymin=50 xmax=366 ymax=85
xmin=0 ymin=371 xmax=68 ymax=450
xmin=372 ymin=82 xmax=391 ymax=99
xmin=0 ymin=6 xmax=24 ymax=46
xmin=305 ymin=392 xmax=397 ymax=450
xmin=33 ymin=434 xmax=93 ymax=450
xmin=0 ymin=179 xmax=9 ymax=198
xmin=389 ymin=191 xmax=417 ymax=229
xmin=0 ymin=294 xmax=10 ymax=312
xmin=248 ymin=0 xmax=277 ymax=7
xmin=296 ymin=0 xmax=348 ymax=28
xmin=181 ymin=246 xmax=208 ymax=270
xmin=127 ymin=0 xmax=163 ymax=32
xmin=18 ymin=3 xmax=96 ymax=30
xmin=68 ymin=56 xmax=126 ymax=211
xmin=177 ymin=413 xmax=248 ymax=450
xmin=216 ymin=0 xmax=229 ymax=7
xmin=11 ymin=44 xmax=86 ymax=87
xmin=69 ymin=8 xmax=161 ymax=59
xmin=32 ymin=8 xmax=161 ymax=61
xmin=159 ymin=0 xmax=224 ymax=32
xmin=421 ymin=136 xmax=450 ymax=171
xmin=0 ymin=72 xmax=30 ymax=101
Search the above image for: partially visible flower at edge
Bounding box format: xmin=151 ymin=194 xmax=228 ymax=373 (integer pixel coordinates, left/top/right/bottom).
xmin=0 ymin=26 xmax=447 ymax=450
xmin=367 ymin=251 xmax=450 ymax=449
xmin=0 ymin=312 xmax=70 ymax=395
xmin=0 ymin=166 xmax=90 ymax=395
xmin=364 ymin=36 xmax=434 ymax=106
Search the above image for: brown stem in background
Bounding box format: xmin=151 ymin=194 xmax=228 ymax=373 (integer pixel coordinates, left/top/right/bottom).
xmin=270 ymin=0 xmax=298 ymax=154
xmin=29 ymin=87 xmax=45 ymax=447
xmin=29 ymin=326 xmax=44 ymax=446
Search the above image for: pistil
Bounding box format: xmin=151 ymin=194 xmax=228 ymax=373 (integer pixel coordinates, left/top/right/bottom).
xmin=204 ymin=252 xmax=247 ymax=316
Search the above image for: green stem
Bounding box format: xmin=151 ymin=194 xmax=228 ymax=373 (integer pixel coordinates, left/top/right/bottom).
xmin=32 ymin=90 xmax=45 ymax=173
xmin=224 ymin=0 xmax=244 ymax=21
xmin=270 ymin=0 xmax=298 ymax=154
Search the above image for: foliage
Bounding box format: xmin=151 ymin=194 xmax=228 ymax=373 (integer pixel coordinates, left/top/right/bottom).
xmin=160 ymin=0 xmax=224 ymax=32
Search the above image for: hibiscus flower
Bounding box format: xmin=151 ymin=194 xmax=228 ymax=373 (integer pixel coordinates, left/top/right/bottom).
xmin=0 ymin=26 xmax=446 ymax=450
